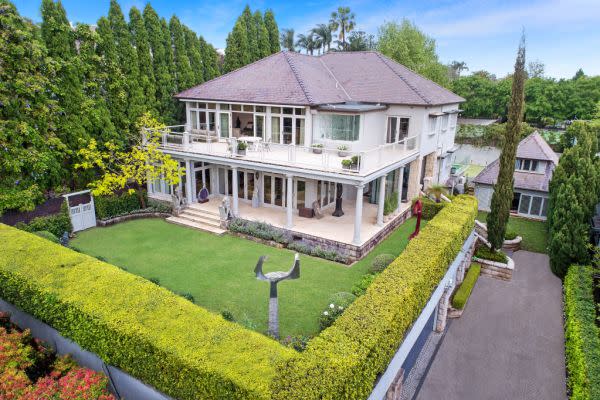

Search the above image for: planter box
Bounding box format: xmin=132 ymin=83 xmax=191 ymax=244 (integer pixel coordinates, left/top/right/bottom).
xmin=502 ymin=236 xmax=522 ymax=252
xmin=237 ymin=149 xmax=247 ymax=156
xmin=338 ymin=150 xmax=349 ymax=157
xmin=312 ymin=148 xmax=323 ymax=154
xmin=473 ymin=255 xmax=514 ymax=281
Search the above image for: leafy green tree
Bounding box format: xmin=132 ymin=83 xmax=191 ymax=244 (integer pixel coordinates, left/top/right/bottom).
xmin=296 ymin=32 xmax=316 ymax=55
xmin=129 ymin=6 xmax=156 ymax=113
xmin=241 ymin=6 xmax=258 ymax=62
xmin=254 ymin=11 xmax=270 ymax=59
xmin=143 ymin=4 xmax=176 ymax=121
xmin=329 ymin=6 xmax=355 ymax=50
xmin=169 ymin=15 xmax=194 ymax=91
xmin=347 ymin=31 xmax=376 ymax=51
xmin=377 ymin=20 xmax=449 ymax=87
xmin=264 ymin=9 xmax=280 ymax=54
xmin=107 ymin=0 xmax=145 ymax=140
xmin=199 ymin=36 xmax=220 ymax=80
xmin=223 ymin=19 xmax=250 ymax=72
xmin=280 ymin=28 xmax=295 ymax=51
xmin=487 ymin=35 xmax=527 ymax=250
xmin=0 ymin=1 xmax=65 ymax=213
xmin=183 ymin=26 xmax=204 ymax=85
xmin=448 ymin=61 xmax=468 ymax=80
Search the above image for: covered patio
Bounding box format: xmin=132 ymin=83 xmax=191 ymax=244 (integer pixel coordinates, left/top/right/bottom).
xmin=192 ymin=196 xmax=412 ymax=246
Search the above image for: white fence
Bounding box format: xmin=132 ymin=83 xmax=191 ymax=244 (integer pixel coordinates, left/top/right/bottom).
xmin=64 ymin=190 xmax=96 ymax=232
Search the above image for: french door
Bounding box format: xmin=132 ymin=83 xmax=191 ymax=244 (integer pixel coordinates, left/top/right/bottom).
xmin=263 ymin=174 xmax=286 ymax=207
xmin=386 ymin=116 xmax=410 ymax=143
xmin=219 ymin=112 xmax=230 ymax=139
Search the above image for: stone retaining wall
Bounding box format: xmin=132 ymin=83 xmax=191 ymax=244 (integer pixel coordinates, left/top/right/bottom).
xmin=502 ymin=236 xmax=522 ymax=252
xmin=474 ymin=256 xmax=514 ymax=281
xmin=97 ymin=212 xmax=171 ymax=227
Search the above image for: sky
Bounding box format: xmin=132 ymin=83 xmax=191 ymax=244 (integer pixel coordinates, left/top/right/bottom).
xmin=14 ymin=0 xmax=600 ymax=79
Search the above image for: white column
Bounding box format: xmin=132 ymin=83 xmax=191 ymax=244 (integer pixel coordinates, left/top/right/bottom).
xmin=286 ymin=175 xmax=294 ymax=229
xmin=353 ymin=184 xmax=364 ymax=245
xmin=231 ymin=167 xmax=239 ymax=216
xmin=377 ymin=174 xmax=387 ymax=226
xmin=397 ymin=166 xmax=405 ymax=211
xmin=185 ymin=160 xmax=193 ymax=204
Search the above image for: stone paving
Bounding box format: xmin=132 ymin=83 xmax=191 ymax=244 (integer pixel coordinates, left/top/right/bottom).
xmin=415 ymin=251 xmax=566 ymax=400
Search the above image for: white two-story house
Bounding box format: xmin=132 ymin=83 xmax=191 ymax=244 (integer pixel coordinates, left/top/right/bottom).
xmin=149 ymin=51 xmax=464 ymax=258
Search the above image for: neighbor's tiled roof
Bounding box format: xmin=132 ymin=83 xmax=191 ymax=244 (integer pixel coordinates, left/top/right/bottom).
xmin=472 ymin=132 xmax=559 ymax=193
xmin=175 ymin=51 xmax=465 ymax=106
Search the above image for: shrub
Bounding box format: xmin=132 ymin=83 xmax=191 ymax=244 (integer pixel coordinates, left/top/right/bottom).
xmin=148 ymin=277 xmax=160 ymax=285
xmin=474 ymin=246 xmax=508 ymax=263
xmin=370 ymin=253 xmax=395 ymax=274
xmin=417 ymin=196 xmax=446 ymax=220
xmin=33 ymin=231 xmax=59 ymax=243
xmin=287 ymin=242 xmax=347 ymax=264
xmin=271 ymin=195 xmax=478 ymax=399
xmin=177 ymin=292 xmax=195 ymax=303
xmin=229 ymin=218 xmax=290 ymax=244
xmin=564 ymin=265 xmax=600 ymax=400
xmin=451 ymin=263 xmax=481 ymax=309
xmin=351 ymin=273 xmax=376 ymax=296
xmin=0 ymin=224 xmax=294 ymax=400
xmin=504 ymin=230 xmax=518 ymax=240
xmin=318 ymin=302 xmax=346 ymax=331
xmin=94 ymin=192 xmax=144 ymax=220
xmin=327 ymin=292 xmax=356 ymax=308
xmin=221 ymin=310 xmax=235 ymax=322
xmin=383 ymin=193 xmax=398 ymax=216
xmin=280 ymin=335 xmax=312 ymax=352
xmin=16 ymin=202 xmax=72 ymax=237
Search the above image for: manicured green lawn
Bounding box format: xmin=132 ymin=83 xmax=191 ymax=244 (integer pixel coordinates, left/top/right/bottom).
xmin=71 ymin=217 xmax=419 ymax=337
xmin=477 ymin=211 xmax=548 ymax=253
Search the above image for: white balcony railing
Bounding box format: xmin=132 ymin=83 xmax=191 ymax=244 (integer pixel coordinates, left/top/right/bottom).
xmin=146 ymin=126 xmax=418 ymax=175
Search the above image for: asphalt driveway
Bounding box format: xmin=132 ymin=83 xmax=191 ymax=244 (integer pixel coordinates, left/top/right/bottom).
xmin=416 ymin=251 xmax=566 ymax=400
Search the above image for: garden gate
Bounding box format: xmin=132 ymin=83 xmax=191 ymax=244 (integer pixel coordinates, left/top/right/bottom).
xmin=64 ymin=190 xmax=96 ymax=232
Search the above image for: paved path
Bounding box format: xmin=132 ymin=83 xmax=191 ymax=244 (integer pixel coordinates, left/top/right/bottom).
xmin=416 ymin=251 xmax=566 ymax=400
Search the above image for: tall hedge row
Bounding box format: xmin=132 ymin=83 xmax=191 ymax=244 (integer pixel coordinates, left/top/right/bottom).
xmin=564 ymin=265 xmax=600 ymax=400
xmin=271 ymin=195 xmax=478 ymax=399
xmin=0 ymin=224 xmax=293 ymax=400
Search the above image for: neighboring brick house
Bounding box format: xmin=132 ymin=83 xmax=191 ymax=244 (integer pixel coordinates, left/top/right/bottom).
xmin=473 ymin=131 xmax=558 ymax=220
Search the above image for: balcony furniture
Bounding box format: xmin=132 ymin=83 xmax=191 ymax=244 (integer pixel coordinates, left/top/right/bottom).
xmin=299 ymin=207 xmax=314 ymax=218
xmin=238 ymin=136 xmax=262 ymax=151
xmin=197 ymin=187 xmax=209 ymax=203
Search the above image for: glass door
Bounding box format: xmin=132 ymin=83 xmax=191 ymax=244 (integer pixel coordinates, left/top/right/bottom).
xmin=271 ymin=116 xmax=281 ymax=144
xmin=254 ymin=115 xmax=265 ymax=138
xmin=386 ymin=117 xmax=398 ymax=143
xmin=219 ymin=112 xmax=230 ymax=139
xmin=283 ymin=117 xmax=293 ymax=144
xmin=296 ymin=180 xmax=306 ymax=209
xmin=295 ymin=118 xmax=305 ymax=146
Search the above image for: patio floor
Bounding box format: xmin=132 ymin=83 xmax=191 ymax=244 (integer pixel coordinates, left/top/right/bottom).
xmin=195 ymin=196 xmax=412 ymax=245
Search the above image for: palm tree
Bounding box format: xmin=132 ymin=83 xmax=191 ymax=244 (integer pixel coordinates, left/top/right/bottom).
xmin=449 ymin=61 xmax=469 ymax=79
xmin=426 ymin=184 xmax=448 ymax=203
xmin=280 ymin=28 xmax=295 ymax=51
xmin=311 ymin=23 xmax=333 ymax=53
xmin=329 ymin=6 xmax=355 ymax=51
xmin=296 ymin=32 xmax=316 ymax=55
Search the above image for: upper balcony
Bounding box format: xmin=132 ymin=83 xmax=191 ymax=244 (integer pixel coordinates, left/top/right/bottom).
xmin=149 ymin=126 xmax=419 ymax=177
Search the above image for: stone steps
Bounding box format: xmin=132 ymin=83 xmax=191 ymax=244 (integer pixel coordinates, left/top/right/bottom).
xmin=166 ymin=204 xmax=226 ymax=235
xmin=166 ymin=216 xmax=227 ymax=235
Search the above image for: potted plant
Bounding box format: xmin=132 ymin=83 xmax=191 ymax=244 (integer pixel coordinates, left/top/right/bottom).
xmin=341 ymin=155 xmax=360 ymax=171
xmin=338 ymin=145 xmax=349 ymax=157
xmin=237 ymin=141 xmax=248 ymax=156
xmin=426 ymin=184 xmax=447 ymax=203
xmin=312 ymin=143 xmax=324 ymax=154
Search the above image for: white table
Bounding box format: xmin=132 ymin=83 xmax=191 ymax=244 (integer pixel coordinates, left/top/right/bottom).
xmin=238 ymin=136 xmax=262 ymax=150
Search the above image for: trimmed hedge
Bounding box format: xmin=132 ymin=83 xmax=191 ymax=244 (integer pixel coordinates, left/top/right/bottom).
xmin=271 ymin=195 xmax=478 ymax=399
xmin=451 ymin=263 xmax=481 ymax=309
xmin=564 ymin=265 xmax=600 ymax=400
xmin=414 ymin=197 xmax=447 ymax=220
xmin=94 ymin=193 xmax=145 ymax=220
xmin=474 ymin=246 xmax=508 ymax=263
xmin=16 ymin=202 xmax=72 ymax=236
xmin=0 ymin=224 xmax=293 ymax=400
xmin=33 ymin=230 xmax=59 ymax=243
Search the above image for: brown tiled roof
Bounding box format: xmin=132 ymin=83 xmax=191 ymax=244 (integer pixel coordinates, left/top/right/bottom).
xmin=472 ymin=132 xmax=559 ymax=193
xmin=175 ymin=51 xmax=465 ymax=106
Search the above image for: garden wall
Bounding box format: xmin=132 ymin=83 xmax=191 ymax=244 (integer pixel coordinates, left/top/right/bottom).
xmin=0 ymin=224 xmax=294 ymax=400
xmin=270 ymin=195 xmax=478 ymax=399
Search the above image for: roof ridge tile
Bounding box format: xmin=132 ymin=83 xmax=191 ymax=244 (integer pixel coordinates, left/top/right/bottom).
xmin=283 ymin=51 xmax=315 ymax=105
xmin=375 ymin=52 xmax=432 ymax=105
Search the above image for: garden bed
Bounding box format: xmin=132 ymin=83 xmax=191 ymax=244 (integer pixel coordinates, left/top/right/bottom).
xmin=473 ymin=246 xmax=514 ymax=281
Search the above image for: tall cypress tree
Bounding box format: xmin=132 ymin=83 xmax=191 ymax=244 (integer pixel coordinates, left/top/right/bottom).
xmin=96 ymin=16 xmax=129 ymax=143
xmin=143 ymin=4 xmax=176 ymax=122
xmin=242 ymin=6 xmax=258 ymax=62
xmin=129 ymin=6 xmax=156 ymax=114
xmin=108 ymin=0 xmax=145 ymax=139
xmin=264 ymin=9 xmax=280 ymax=54
xmin=169 ymin=15 xmax=194 ymax=91
xmin=0 ymin=1 xmax=64 ymax=212
xmin=254 ymin=10 xmax=270 ymax=59
xmin=487 ymin=35 xmax=527 ymax=250
xmin=199 ymin=36 xmax=220 ymax=80
xmin=223 ymin=19 xmax=249 ymax=73
xmin=40 ymin=0 xmax=89 ymax=186
xmin=183 ymin=26 xmax=204 ymax=85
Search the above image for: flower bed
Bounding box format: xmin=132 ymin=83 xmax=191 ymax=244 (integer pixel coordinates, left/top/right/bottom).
xmin=271 ymin=195 xmax=478 ymax=399
xmin=564 ymin=265 xmax=600 ymax=400
xmin=0 ymin=224 xmax=294 ymax=400
xmin=0 ymin=315 xmax=114 ymax=399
